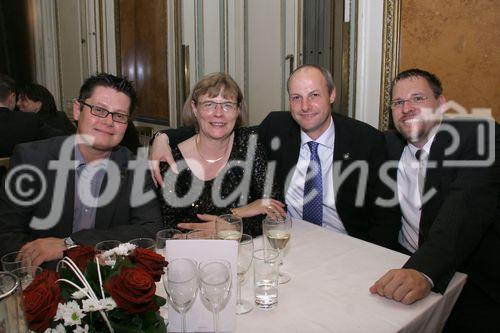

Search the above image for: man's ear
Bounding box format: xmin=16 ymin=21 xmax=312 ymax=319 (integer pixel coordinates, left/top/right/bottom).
xmin=73 ymin=99 xmax=81 ymax=121
xmin=329 ymin=86 xmax=337 ymax=104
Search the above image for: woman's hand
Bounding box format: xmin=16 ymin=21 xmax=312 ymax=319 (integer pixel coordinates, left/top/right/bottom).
xmin=149 ymin=132 xmax=178 ymax=188
xmin=177 ymin=213 xmax=216 ymax=239
xmin=233 ymin=199 xmax=286 ymax=220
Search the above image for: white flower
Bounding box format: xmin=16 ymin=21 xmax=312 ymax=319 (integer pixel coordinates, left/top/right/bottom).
xmin=71 ymin=289 xmax=88 ymax=299
xmin=56 ymin=300 xmax=86 ymax=326
xmin=82 ymin=298 xmax=102 ymax=312
xmin=114 ymin=242 xmax=137 ymax=256
xmin=99 ymin=297 xmax=117 ymax=311
xmin=42 ymin=323 xmax=65 ymax=333
xmin=74 ymin=324 xmax=90 ymax=333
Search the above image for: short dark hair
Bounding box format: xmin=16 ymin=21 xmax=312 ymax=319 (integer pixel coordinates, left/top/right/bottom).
xmin=16 ymin=83 xmax=58 ymax=115
xmin=0 ymin=73 xmax=16 ymax=102
xmin=78 ymin=73 xmax=137 ymax=115
xmin=287 ymin=64 xmax=335 ymax=95
xmin=391 ymin=68 xmax=443 ymax=98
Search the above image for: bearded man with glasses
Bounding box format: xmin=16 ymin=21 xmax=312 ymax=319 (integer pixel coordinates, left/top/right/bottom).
xmin=0 ymin=73 xmax=162 ymax=268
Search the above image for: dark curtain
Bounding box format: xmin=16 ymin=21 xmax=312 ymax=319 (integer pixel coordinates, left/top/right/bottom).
xmin=0 ymin=0 xmax=34 ymax=83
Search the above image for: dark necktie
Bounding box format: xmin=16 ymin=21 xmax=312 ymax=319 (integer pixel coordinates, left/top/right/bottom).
xmin=303 ymin=141 xmax=323 ymax=226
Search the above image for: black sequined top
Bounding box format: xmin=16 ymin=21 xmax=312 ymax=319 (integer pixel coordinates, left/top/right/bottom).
xmin=157 ymin=127 xmax=274 ymax=237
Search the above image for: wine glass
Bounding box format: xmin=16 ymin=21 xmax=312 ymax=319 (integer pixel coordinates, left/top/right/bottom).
xmin=129 ymin=237 xmax=155 ymax=250
xmin=262 ymin=216 xmax=292 ymax=284
xmin=156 ymin=229 xmax=184 ymax=255
xmin=216 ymin=214 xmax=242 ymax=240
xmin=199 ymin=260 xmax=232 ymax=333
xmin=236 ymin=234 xmax=254 ymax=314
xmin=163 ymin=258 xmax=198 ymax=333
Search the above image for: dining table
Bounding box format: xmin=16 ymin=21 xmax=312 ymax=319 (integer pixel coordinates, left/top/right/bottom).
xmin=159 ymin=218 xmax=467 ymax=332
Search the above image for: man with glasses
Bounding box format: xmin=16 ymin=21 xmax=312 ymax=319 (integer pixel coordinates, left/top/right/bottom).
xmin=0 ymin=73 xmax=162 ymax=268
xmin=370 ymin=68 xmax=500 ymax=332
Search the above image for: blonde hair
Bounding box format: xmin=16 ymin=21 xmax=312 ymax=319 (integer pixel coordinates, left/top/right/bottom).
xmin=182 ymin=72 xmax=246 ymax=129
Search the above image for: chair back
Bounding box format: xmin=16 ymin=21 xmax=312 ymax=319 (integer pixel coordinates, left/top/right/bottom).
xmin=136 ymin=126 xmax=154 ymax=147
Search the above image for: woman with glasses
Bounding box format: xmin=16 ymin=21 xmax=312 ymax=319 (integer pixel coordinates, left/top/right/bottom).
xmin=156 ymin=73 xmax=285 ymax=237
xmin=16 ymin=83 xmax=76 ymax=135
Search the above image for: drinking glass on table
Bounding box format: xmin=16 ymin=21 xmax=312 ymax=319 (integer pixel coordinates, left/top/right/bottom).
xmin=199 ymin=260 xmax=232 ymax=333
xmin=236 ymin=234 xmax=254 ymax=314
xmin=163 ymin=258 xmax=198 ymax=333
xmin=253 ymin=249 xmax=279 ymax=310
xmin=94 ymin=240 xmax=121 ymax=266
xmin=262 ymin=216 xmax=292 ymax=284
xmin=11 ymin=266 xmax=42 ymax=290
xmin=156 ymin=229 xmax=184 ymax=255
xmin=216 ymin=214 xmax=242 ymax=241
xmin=1 ymin=251 xmax=29 ymax=272
xmin=129 ymin=237 xmax=155 ymax=250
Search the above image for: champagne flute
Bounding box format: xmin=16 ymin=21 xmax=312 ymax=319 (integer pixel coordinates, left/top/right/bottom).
xmin=262 ymin=216 xmax=292 ymax=284
xmin=163 ymin=258 xmax=198 ymax=333
xmin=236 ymin=234 xmax=254 ymax=314
xmin=199 ymin=260 xmax=232 ymax=333
xmin=216 ymin=214 xmax=243 ymax=240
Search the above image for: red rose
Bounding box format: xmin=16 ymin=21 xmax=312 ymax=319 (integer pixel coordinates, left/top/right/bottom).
xmin=23 ymin=270 xmax=61 ymax=333
xmin=104 ymin=267 xmax=158 ymax=314
xmin=129 ymin=248 xmax=167 ymax=281
xmin=64 ymin=245 xmax=96 ymax=272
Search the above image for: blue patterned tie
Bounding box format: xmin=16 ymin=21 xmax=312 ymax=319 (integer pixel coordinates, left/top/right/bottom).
xmin=303 ymin=141 xmax=323 ymax=226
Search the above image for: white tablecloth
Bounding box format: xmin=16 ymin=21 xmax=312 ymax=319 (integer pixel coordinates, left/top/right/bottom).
xmin=234 ymin=219 xmax=466 ymax=333
xmin=158 ymin=219 xmax=466 ymax=332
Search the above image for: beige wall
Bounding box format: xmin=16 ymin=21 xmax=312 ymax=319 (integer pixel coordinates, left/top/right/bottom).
xmin=400 ymin=0 xmax=500 ymax=122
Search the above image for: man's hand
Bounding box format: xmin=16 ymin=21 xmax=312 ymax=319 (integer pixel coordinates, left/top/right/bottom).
xmin=234 ymin=199 xmax=286 ymax=220
xmin=369 ymin=268 xmax=432 ymax=304
xmin=17 ymin=237 xmax=67 ymax=267
xmin=177 ymin=213 xmax=216 ymax=239
xmin=149 ymin=132 xmax=177 ymax=188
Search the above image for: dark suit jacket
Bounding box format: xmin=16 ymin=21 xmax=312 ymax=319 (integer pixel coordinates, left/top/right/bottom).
xmin=0 ymin=107 xmax=63 ymax=157
xmin=164 ymin=112 xmax=400 ymax=249
xmin=39 ymin=111 xmax=76 ymax=135
xmin=0 ymin=136 xmax=162 ymax=258
xmin=386 ymin=119 xmax=500 ymax=300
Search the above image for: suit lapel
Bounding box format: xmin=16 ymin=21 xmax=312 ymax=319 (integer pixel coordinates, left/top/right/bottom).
xmin=281 ymin=121 xmax=301 ymax=192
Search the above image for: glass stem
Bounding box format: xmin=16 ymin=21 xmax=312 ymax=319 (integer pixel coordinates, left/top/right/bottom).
xmin=181 ymin=312 xmax=186 ymax=333
xmin=237 ymin=279 xmax=242 ymax=305
xmin=213 ymin=309 xmax=219 ymax=333
xmin=278 ymin=249 xmax=284 ymax=274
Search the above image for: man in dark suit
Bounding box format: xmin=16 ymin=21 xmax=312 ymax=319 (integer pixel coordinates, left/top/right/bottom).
xmin=150 ymin=65 xmax=400 ymax=249
xmin=0 ymin=73 xmax=162 ymax=267
xmin=370 ymin=68 xmax=499 ymax=332
xmin=0 ymin=73 xmax=62 ymax=158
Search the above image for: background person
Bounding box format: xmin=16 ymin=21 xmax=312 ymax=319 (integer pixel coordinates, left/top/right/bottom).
xmin=156 ymin=72 xmax=285 ymax=237
xmin=16 ymin=82 xmax=76 ymax=135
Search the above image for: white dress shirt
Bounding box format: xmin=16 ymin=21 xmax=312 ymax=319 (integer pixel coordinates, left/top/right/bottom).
xmin=397 ymin=136 xmax=435 ymax=253
xmin=286 ymin=116 xmax=346 ymax=233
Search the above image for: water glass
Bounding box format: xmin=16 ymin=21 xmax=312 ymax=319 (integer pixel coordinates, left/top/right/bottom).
xmin=253 ymin=249 xmax=279 ymax=310
xmin=11 ymin=266 xmax=42 ymax=290
xmin=156 ymin=229 xmax=184 ymax=255
xmin=1 ymin=251 xmax=28 ymax=272
xmin=129 ymin=237 xmax=155 ymax=250
xmin=215 ymin=214 xmax=242 ymax=240
xmin=94 ymin=240 xmax=121 ymax=252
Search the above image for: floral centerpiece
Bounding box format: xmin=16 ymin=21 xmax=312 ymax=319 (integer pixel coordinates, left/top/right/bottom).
xmin=22 ymin=243 xmax=168 ymax=333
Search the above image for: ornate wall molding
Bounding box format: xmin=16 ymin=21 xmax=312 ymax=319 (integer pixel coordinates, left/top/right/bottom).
xmin=379 ymin=0 xmax=401 ymax=131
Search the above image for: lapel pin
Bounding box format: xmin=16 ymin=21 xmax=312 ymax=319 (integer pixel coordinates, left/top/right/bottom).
xmin=343 ymin=153 xmax=350 ymax=160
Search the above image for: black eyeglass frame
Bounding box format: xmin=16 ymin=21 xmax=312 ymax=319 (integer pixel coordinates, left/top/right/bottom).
xmin=79 ymin=100 xmax=129 ymax=124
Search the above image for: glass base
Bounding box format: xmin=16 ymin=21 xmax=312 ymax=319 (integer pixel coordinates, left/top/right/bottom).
xmin=278 ymin=272 xmax=291 ymax=284
xmin=236 ymin=300 xmax=254 ymax=314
